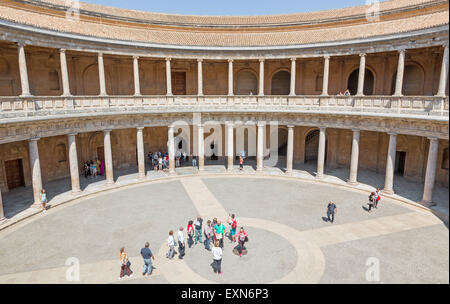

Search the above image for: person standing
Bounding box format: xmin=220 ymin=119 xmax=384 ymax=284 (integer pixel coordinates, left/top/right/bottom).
xmin=211 ymin=241 xmax=223 ymax=275
xmin=368 ymin=192 xmax=375 ymax=212
xmin=177 ymin=227 xmax=186 ymax=259
xmin=236 ymin=227 xmax=248 ymax=257
xmin=187 ymin=220 xmax=195 ymax=248
xmin=100 ymin=160 xmax=105 ymax=176
xmin=227 ymin=214 xmax=238 ymax=243
xmin=326 ymin=201 xmax=337 ymax=223
xmin=40 ymin=189 xmax=47 ymax=213
xmin=192 ymin=156 xmax=197 ymax=169
xmin=214 ymin=220 xmax=226 ymax=248
xmin=140 ymin=242 xmax=155 ymax=276
xmin=194 ymin=216 xmax=203 ymax=245
xmin=204 ymin=220 xmax=213 ymax=251
xmin=166 ymin=230 xmax=176 ymax=259
xmin=119 ymin=247 xmax=133 ymax=279
xmin=239 ymin=156 xmax=243 ymax=171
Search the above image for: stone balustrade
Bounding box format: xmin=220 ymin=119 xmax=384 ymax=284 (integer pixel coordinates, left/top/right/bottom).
xmin=0 ymin=95 xmax=448 ymax=121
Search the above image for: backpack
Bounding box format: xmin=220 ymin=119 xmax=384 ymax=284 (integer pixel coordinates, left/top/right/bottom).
xmin=231 ymin=219 xmax=237 ymax=229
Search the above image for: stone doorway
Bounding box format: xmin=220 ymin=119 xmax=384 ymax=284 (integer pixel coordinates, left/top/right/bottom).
xmin=4 ymin=158 xmax=25 ymax=190
xmin=395 ymin=151 xmax=406 ymax=176
xmin=305 ymin=130 xmax=320 ymax=162
xmin=172 ymin=71 xmax=186 ymax=95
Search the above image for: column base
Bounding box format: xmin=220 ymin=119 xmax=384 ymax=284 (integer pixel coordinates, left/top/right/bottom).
xmin=315 ymin=174 xmax=324 ymax=180
xmin=285 ymin=170 xmax=293 ymax=175
xmin=347 ymin=181 xmax=359 ymax=186
xmin=137 ymin=174 xmax=147 ymax=180
xmin=418 ymin=200 xmax=437 ymax=208
xmin=0 ymin=217 xmax=6 ymax=223
xmin=71 ymin=189 xmax=82 ymax=195
xmin=32 ymin=202 xmax=43 ymax=209
xmin=105 ymin=180 xmax=115 ymax=186
xmin=382 ymin=188 xmax=394 ymax=195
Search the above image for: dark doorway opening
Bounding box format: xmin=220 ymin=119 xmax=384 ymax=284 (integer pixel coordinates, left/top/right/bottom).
xmin=347 ymin=68 xmax=374 ymax=95
xmin=395 ymin=151 xmax=406 ymax=175
xmin=172 ymin=71 xmax=187 ymax=95
xmin=5 ymin=159 xmax=25 ymax=190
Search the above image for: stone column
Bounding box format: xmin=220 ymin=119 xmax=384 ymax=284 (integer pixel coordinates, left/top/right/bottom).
xmin=228 ymin=59 xmax=234 ymax=96
xmin=133 ymin=56 xmax=141 ymax=96
xmin=60 ymin=49 xmax=71 ymax=96
xmin=257 ymin=121 xmax=265 ymax=171
xmin=197 ymin=59 xmax=203 ymax=96
xmin=348 ymin=129 xmax=360 ymax=185
xmin=421 ymin=138 xmax=439 ymax=204
xmin=286 ymin=125 xmax=294 ymax=174
xmin=258 ymin=59 xmax=265 ymax=96
xmin=168 ymin=126 xmax=175 ymax=174
xmin=17 ymin=43 xmax=31 ymax=97
xmin=198 ymin=124 xmax=204 ymax=171
xmin=321 ymin=55 xmax=330 ymax=96
xmin=394 ymin=49 xmax=406 ymax=97
xmin=28 ymin=138 xmax=43 ymax=206
xmin=436 ymin=44 xmax=449 ymax=97
xmin=68 ymin=133 xmax=81 ymax=194
xmin=166 ymin=58 xmax=172 ymax=96
xmin=227 ymin=122 xmax=234 ymax=171
xmin=98 ymin=53 xmax=107 ymax=96
xmin=0 ymin=190 xmax=5 ymax=221
xmin=136 ymin=127 xmax=146 ymax=178
xmin=383 ymin=133 xmax=397 ymax=194
xmin=356 ymin=53 xmax=366 ymax=96
xmin=290 ymin=58 xmax=296 ymax=96
xmin=316 ymin=127 xmax=327 ymax=178
xmin=103 ymin=129 xmax=114 ymax=184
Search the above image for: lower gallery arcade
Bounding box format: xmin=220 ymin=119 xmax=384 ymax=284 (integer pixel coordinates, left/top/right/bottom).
xmin=0 ymin=122 xmax=448 ymax=219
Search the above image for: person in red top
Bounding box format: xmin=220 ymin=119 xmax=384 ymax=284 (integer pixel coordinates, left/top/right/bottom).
xmin=239 ymin=156 xmax=244 ymax=171
xmin=187 ymin=220 xmax=195 ymax=248
xmin=236 ymin=227 xmax=248 ymax=257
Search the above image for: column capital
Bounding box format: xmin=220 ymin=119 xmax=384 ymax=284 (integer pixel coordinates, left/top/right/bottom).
xmin=257 ymin=121 xmax=266 ymax=127
xmin=16 ymin=41 xmax=26 ymax=48
xmin=319 ymin=126 xmax=327 ymax=131
xmin=98 ymin=52 xmax=103 ymax=57
xmin=133 ymin=55 xmax=139 ymax=60
xmin=352 ymin=128 xmax=360 ymax=133
xmin=67 ymin=132 xmax=78 ymax=136
xmin=259 ymin=58 xmax=265 ymax=63
xmin=290 ymin=57 xmax=297 ymax=62
xmin=442 ymin=42 xmax=449 ymax=48
xmin=197 ymin=58 xmax=203 ymax=63
xmin=196 ymin=123 xmax=204 ymax=128
xmin=398 ymin=48 xmax=406 ymax=54
xmin=228 ymin=59 xmax=234 ymax=63
xmin=427 ymin=137 xmax=439 ymax=142
xmin=287 ymin=124 xmax=295 ymax=129
xmin=225 ymin=121 xmax=234 ymax=127
xmin=60 ymin=48 xmax=67 ymax=54
xmin=387 ymin=132 xmax=397 ymax=136
xmin=103 ymin=129 xmax=112 ymax=133
xmin=28 ymin=137 xmax=40 ymax=142
xmin=136 ymin=127 xmax=144 ymax=131
xmin=323 ymin=55 xmax=330 ymax=60
xmin=165 ymin=57 xmax=172 ymax=62
xmin=359 ymin=53 xmax=366 ymax=57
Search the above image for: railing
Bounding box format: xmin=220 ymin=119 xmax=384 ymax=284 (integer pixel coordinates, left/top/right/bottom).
xmin=0 ymin=95 xmax=448 ymax=121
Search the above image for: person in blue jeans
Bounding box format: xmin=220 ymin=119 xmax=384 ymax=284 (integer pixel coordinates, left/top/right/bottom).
xmin=140 ymin=242 xmax=154 ymax=276
xmin=203 ymin=220 xmax=213 ymax=251
xmin=192 ymin=156 xmax=197 ymax=168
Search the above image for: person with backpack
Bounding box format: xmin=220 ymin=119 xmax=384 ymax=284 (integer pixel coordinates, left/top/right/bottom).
xmin=193 ymin=216 xmax=203 ymax=245
xmin=236 ymin=227 xmax=248 ymax=257
xmin=187 ymin=220 xmax=195 ymax=248
xmin=368 ymin=192 xmax=375 ymax=212
xmin=227 ymin=214 xmax=238 ymax=243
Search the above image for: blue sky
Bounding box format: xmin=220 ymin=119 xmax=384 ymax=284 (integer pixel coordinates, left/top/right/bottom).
xmin=81 ymin=0 xmax=382 ymax=16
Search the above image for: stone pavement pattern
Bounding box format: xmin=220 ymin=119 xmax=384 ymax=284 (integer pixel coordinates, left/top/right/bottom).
xmin=0 ymin=176 xmax=448 ymax=284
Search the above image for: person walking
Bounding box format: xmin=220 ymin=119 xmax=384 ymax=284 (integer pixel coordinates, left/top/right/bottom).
xmin=40 ymin=189 xmax=47 ymax=213
xmin=166 ymin=230 xmax=176 ymax=259
xmin=177 ymin=227 xmax=186 ymax=259
xmin=368 ymin=192 xmax=375 ymax=212
xmin=374 ymin=188 xmax=381 ymax=208
xmin=187 ymin=220 xmax=195 ymax=248
xmin=204 ymin=220 xmax=213 ymax=251
xmin=214 ymin=220 xmax=226 ymax=248
xmin=194 ymin=216 xmax=203 ymax=245
xmin=326 ymin=200 xmax=337 ymax=223
xmin=227 ymin=214 xmax=238 ymax=243
xmin=192 ymin=155 xmax=197 ymax=169
xmin=239 ymin=156 xmax=244 ymax=171
xmin=119 ymin=247 xmax=133 ymax=279
xmin=211 ymin=241 xmax=223 ymax=275
xmin=140 ymin=242 xmax=155 ymax=276
xmin=236 ymin=227 xmax=249 ymax=257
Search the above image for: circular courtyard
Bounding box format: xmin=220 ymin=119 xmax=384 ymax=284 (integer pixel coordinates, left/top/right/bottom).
xmin=0 ymin=175 xmax=448 ymax=284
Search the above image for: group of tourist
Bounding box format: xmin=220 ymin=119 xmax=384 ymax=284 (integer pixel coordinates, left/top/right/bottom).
xmin=148 ymin=151 xmax=170 ymax=172
xmin=367 ymin=188 xmax=382 ymax=212
xmin=337 ymin=89 xmax=351 ymax=96
xmin=165 ymin=214 xmax=249 ymax=275
xmin=83 ymin=159 xmax=104 ymax=178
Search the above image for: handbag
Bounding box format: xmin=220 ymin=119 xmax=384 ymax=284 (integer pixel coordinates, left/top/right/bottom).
xmin=126 ymin=260 xmax=131 ymax=268
xmin=244 ymin=236 xmax=249 ymax=242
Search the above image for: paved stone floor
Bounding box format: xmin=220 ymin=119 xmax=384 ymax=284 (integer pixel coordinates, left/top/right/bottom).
xmin=0 ymin=175 xmax=448 ymax=284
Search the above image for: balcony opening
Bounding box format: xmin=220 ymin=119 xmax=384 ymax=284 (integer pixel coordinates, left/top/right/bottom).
xmin=391 ymin=64 xmax=424 ymax=96
xmin=347 ymin=68 xmax=374 ymax=95
xmin=172 ymin=71 xmax=186 ymax=95
xmin=235 ymin=70 xmax=257 ymax=95
xmin=271 ymin=71 xmax=290 ymax=95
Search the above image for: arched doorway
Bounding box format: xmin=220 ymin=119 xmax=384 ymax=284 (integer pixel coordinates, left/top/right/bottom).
xmin=235 ymin=70 xmax=257 ymax=95
xmin=305 ymin=129 xmax=320 ymax=162
xmin=347 ymin=68 xmax=374 ymax=95
xmin=391 ymin=64 xmax=424 ymax=95
xmin=271 ymin=71 xmax=290 ymax=95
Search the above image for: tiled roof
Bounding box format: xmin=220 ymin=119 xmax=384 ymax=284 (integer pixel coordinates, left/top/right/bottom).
xmin=0 ymin=0 xmax=448 ymax=47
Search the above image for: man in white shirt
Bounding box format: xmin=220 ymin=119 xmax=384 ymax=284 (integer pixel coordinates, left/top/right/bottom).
xmin=166 ymin=230 xmax=176 ymax=260
xmin=177 ymin=227 xmax=185 ymax=259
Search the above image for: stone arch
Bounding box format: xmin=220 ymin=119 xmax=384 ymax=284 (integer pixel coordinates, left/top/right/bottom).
xmin=346 ymin=67 xmax=375 ymax=95
xmin=270 ymin=69 xmax=290 ymax=95
xmin=235 ymin=69 xmax=258 ymax=95
xmin=304 ymin=128 xmax=328 ymax=163
xmin=82 ymin=64 xmax=100 ymax=95
xmin=391 ymin=62 xmax=425 ymax=96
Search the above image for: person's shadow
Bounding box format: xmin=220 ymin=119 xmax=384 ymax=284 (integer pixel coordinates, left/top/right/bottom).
xmin=362 ymin=205 xmax=370 ymax=212
xmin=321 ymin=217 xmax=329 ymax=222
